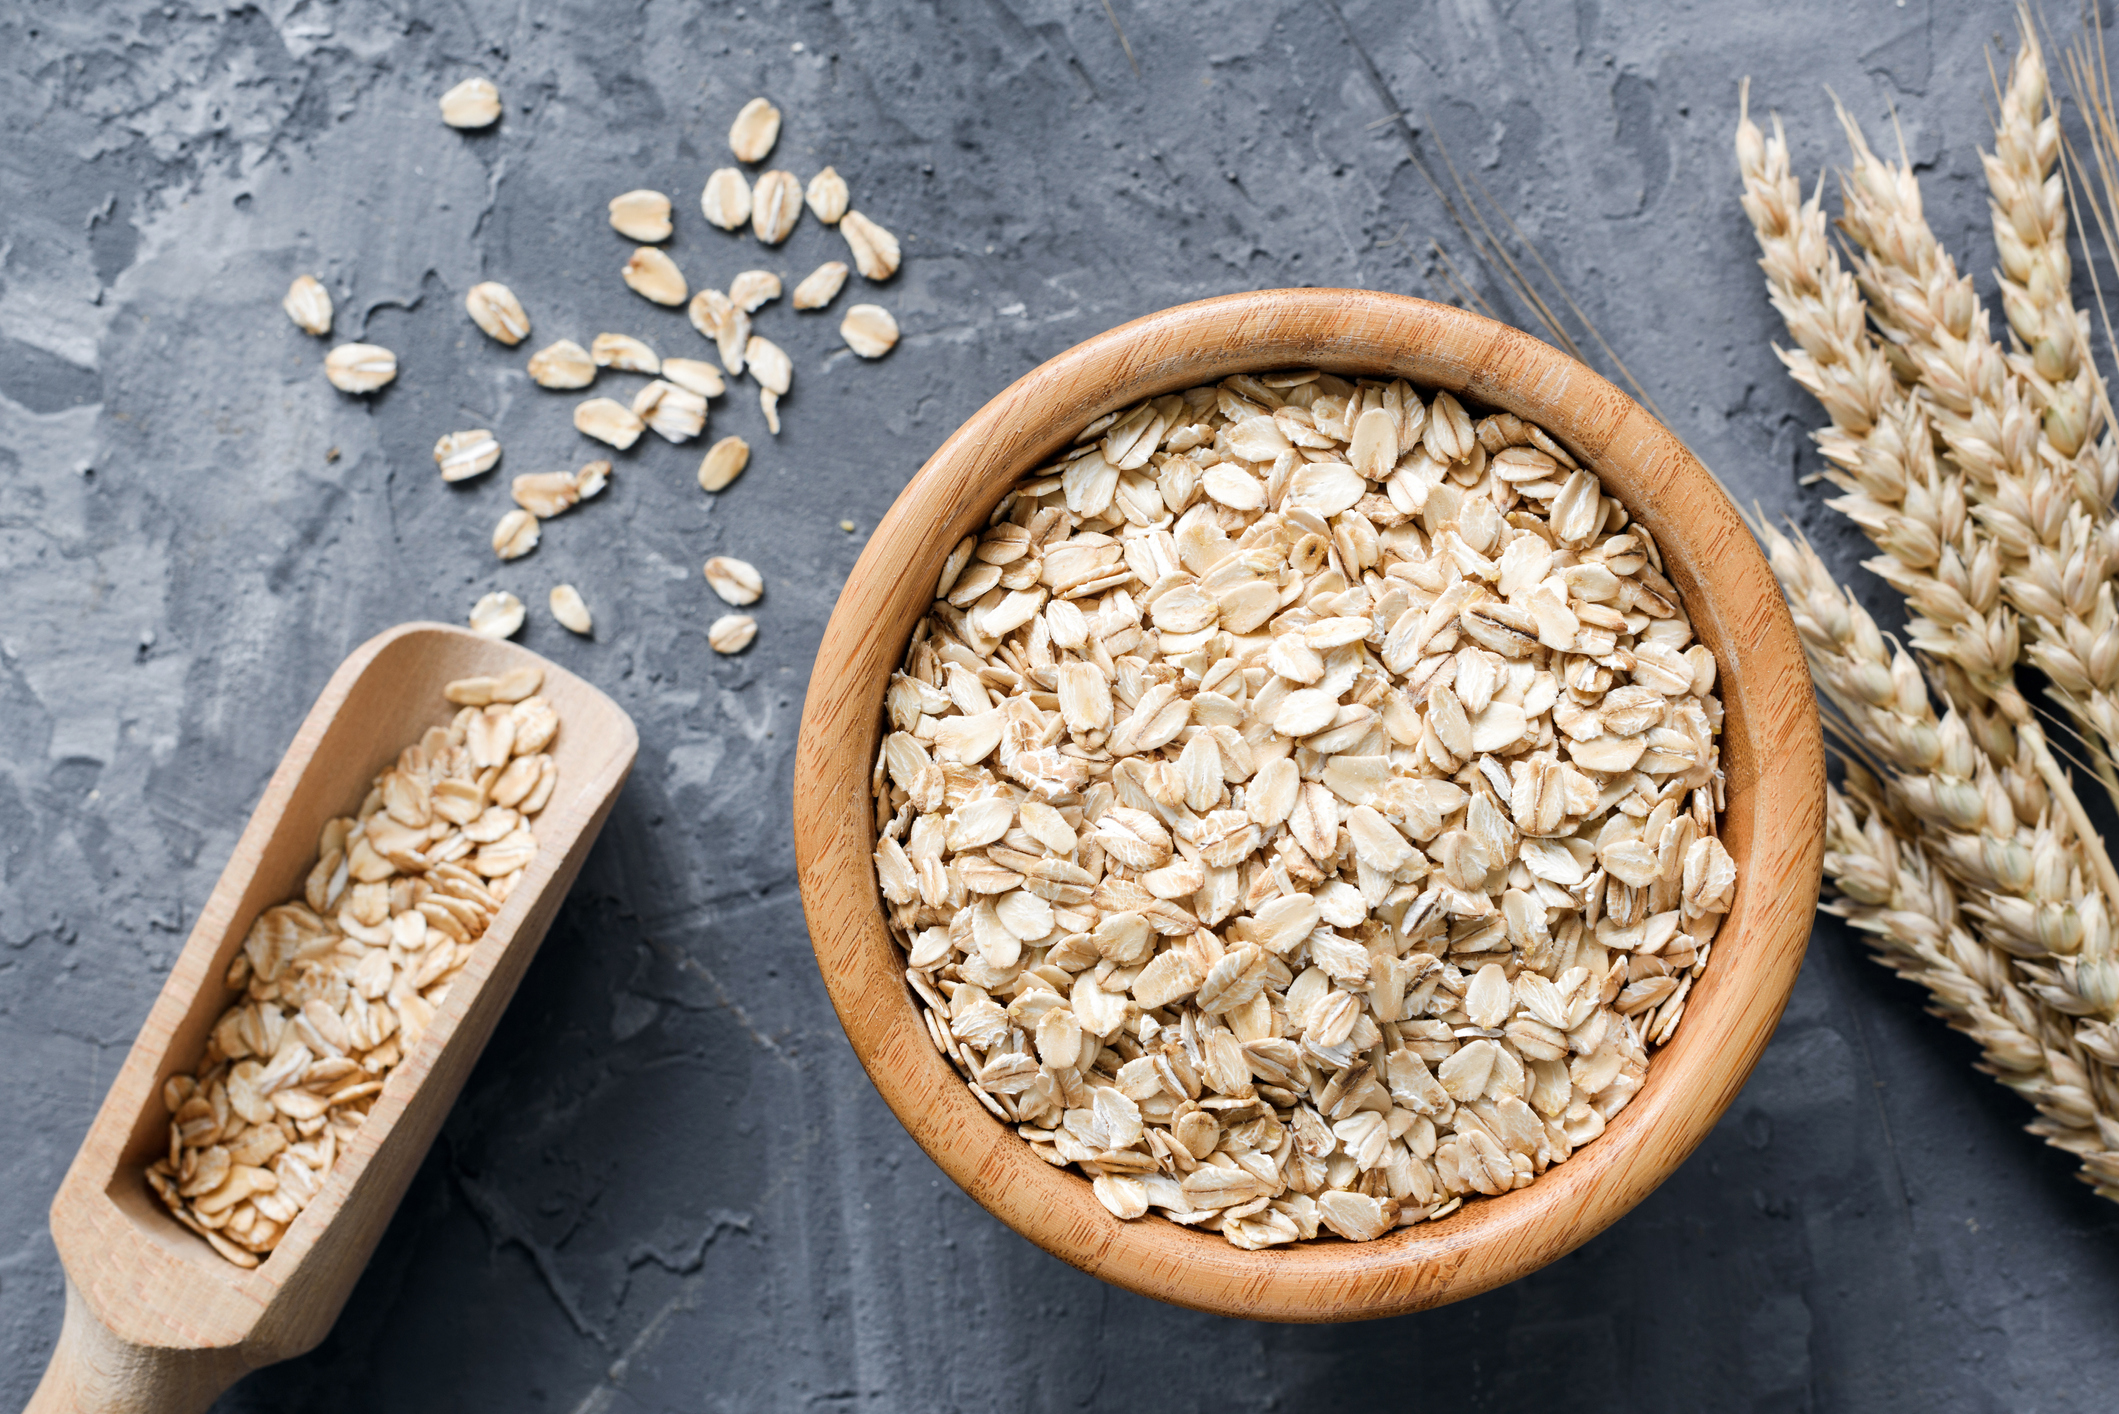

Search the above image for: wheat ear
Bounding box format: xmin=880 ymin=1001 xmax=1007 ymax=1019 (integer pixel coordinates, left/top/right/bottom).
xmin=1819 ymin=97 xmax=2119 ymax=915
xmin=1764 ymin=524 xmax=2119 ymax=1191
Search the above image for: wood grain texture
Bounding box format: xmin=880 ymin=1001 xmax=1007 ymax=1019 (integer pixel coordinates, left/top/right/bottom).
xmin=792 ymin=289 xmax=1824 ymax=1322
xmin=33 ymin=623 xmax=638 ymax=1411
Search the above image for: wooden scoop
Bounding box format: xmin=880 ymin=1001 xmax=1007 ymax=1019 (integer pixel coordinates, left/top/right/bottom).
xmin=29 ymin=622 xmax=637 ymax=1412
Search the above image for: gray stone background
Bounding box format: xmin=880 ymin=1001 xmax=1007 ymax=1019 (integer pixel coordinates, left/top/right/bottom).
xmin=3 ymin=0 xmax=2116 ymax=1409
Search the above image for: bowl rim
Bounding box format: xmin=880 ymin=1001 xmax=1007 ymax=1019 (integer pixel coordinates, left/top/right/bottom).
xmin=793 ymin=288 xmax=1822 ymax=1322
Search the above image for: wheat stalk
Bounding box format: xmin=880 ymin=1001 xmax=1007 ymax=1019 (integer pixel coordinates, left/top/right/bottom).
xmin=1762 ymin=524 xmax=2119 ymax=1193
xmin=1823 ymin=776 xmax=2119 ymax=1196
xmin=1829 ymin=40 xmax=2119 ymax=841
xmin=1738 ymin=50 xmax=2119 ymax=919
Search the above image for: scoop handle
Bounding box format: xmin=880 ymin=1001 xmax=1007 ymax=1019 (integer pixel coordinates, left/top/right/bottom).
xmin=26 ymin=1279 xmax=249 ymax=1414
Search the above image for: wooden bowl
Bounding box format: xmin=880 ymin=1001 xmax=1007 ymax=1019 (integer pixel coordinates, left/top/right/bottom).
xmin=35 ymin=623 xmax=637 ymax=1410
xmin=792 ymin=289 xmax=1822 ymax=1321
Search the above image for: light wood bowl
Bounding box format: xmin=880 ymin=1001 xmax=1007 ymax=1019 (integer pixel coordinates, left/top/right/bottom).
xmin=33 ymin=622 xmax=637 ymax=1411
xmin=794 ymin=290 xmax=1824 ymax=1320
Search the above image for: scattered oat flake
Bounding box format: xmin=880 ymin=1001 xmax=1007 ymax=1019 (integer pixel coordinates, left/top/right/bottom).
xmin=324 ymin=344 xmax=396 ymax=394
xmin=574 ymin=397 xmax=645 ymax=450
xmin=839 ymin=519 xmax=855 ymax=532
xmin=806 ymin=167 xmax=849 ymax=225
xmin=662 ymin=358 xmax=726 ymax=399
xmin=729 ymin=97 xmax=781 ymax=163
xmin=465 ymin=282 xmax=531 ymax=345
xmin=708 ymin=613 xmax=758 ymax=654
xmin=791 ymin=262 xmax=848 ymax=311
xmin=730 ymin=270 xmax=782 ymax=313
xmin=469 ymin=590 xmax=525 ymax=638
xmin=840 ymin=304 xmax=898 ymax=358
xmin=746 ymin=336 xmax=792 ymax=395
xmin=621 ymin=247 xmax=688 ymax=306
xmin=283 ymin=275 xmax=332 ymax=336
xmin=608 ymin=189 xmax=672 ymax=243
xmin=492 ymin=509 xmax=540 ymax=560
xmin=528 ymin=339 xmax=597 ymax=389
xmin=434 ymin=430 xmax=501 ymax=482
xmin=697 ymin=436 xmax=751 ymax=492
xmin=632 ymin=379 xmax=708 ymax=443
xmin=760 ymin=389 xmax=782 ymax=436
xmin=700 ymin=168 xmax=752 ymax=231
xmin=751 ymin=171 xmax=803 ymax=245
xmin=590 ymin=333 xmax=659 ymax=374
xmin=439 ymin=77 xmax=501 ymax=129
xmin=688 ymin=290 xmax=749 ymax=376
xmin=704 ymin=555 xmax=763 ymax=605
xmin=550 ymin=583 xmax=593 ymax=635
xmin=839 ymin=210 xmax=901 ymax=280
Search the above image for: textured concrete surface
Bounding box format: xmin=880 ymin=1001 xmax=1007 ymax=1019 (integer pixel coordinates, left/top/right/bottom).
xmin=4 ymin=0 xmax=2119 ymax=1409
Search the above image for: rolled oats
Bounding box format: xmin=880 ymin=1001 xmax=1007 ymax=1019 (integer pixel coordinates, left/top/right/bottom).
xmin=840 ymin=210 xmax=901 ymax=281
xmin=806 ymin=166 xmax=850 ymax=225
xmin=439 ymin=77 xmax=501 ymax=129
xmin=632 ymin=379 xmax=708 ymax=443
xmin=704 ymin=555 xmax=764 ymax=605
xmin=840 ymin=304 xmax=899 ymax=358
xmin=662 ymin=358 xmax=727 ymax=398
xmin=751 ymin=171 xmax=804 ymax=244
xmin=469 ymin=590 xmax=525 ymax=639
xmin=792 ymin=261 xmax=849 ymax=311
xmin=729 ymin=97 xmax=782 ymax=163
xmin=465 ymin=282 xmax=531 ymax=345
xmin=324 ymin=344 xmax=396 ymax=394
xmin=697 ymin=435 xmax=751 ymax=493
xmin=283 ymin=275 xmax=332 ymax=337
xmin=512 ymin=460 xmax=609 ymax=519
xmin=574 ymin=397 xmax=645 ymax=450
xmin=872 ymin=371 xmax=1735 ymax=1248
xmin=434 ymin=430 xmax=501 ymax=483
xmin=492 ymin=509 xmax=541 ymax=560
xmin=528 ymin=339 xmax=598 ymax=389
xmin=147 ymin=673 xmax=561 ymax=1262
xmin=688 ymin=290 xmax=749 ymax=376
xmin=730 ymin=270 xmax=782 ymax=313
xmin=708 ymin=613 xmax=758 ymax=654
xmin=746 ymin=336 xmax=792 ymax=397
xmin=701 ymin=168 xmax=752 ymax=231
xmin=621 ymin=247 xmax=688 ymax=306
xmin=608 ymin=189 xmax=673 ymax=243
xmin=591 ymin=333 xmax=660 ymax=374
xmin=550 ymin=583 xmax=593 ymax=635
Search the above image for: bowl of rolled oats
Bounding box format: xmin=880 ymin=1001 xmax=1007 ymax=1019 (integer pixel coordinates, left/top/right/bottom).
xmin=793 ymin=289 xmax=1823 ymax=1320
